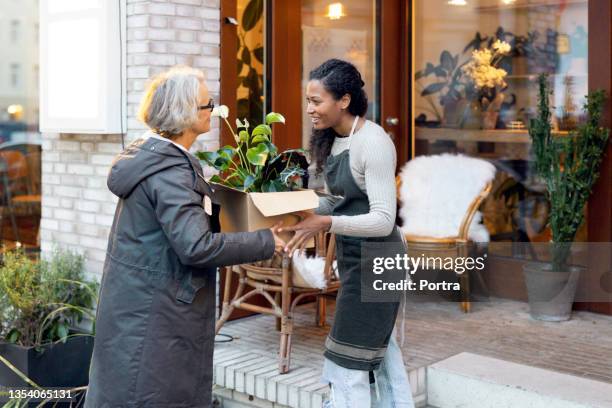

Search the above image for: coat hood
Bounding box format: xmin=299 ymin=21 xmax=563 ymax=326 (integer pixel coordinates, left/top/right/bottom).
xmin=107 ymin=133 xmax=197 ymax=198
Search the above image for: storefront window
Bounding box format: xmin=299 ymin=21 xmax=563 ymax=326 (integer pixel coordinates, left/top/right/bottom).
xmin=414 ymin=0 xmax=588 ymax=243
xmin=237 ymin=0 xmax=266 ymax=127
xmin=0 ymin=0 xmax=42 ymax=251
xmin=301 ymin=0 xmax=379 ymax=149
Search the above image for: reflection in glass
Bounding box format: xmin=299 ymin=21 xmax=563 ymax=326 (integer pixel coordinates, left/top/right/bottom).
xmin=237 ymin=0 xmax=265 ymax=127
xmin=301 ymin=0 xmax=378 ymax=149
xmin=414 ymin=0 xmax=589 ymax=244
xmin=0 ymin=0 xmax=42 ymax=251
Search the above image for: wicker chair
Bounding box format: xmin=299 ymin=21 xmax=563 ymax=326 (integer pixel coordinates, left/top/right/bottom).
xmin=396 ymin=155 xmax=495 ymax=313
xmin=215 ymin=231 xmax=339 ymax=374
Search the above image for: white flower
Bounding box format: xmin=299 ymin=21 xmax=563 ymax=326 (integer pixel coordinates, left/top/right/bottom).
xmin=463 ymin=44 xmax=508 ymax=91
xmin=235 ymin=118 xmax=249 ymax=129
xmin=211 ymin=105 xmax=229 ymax=119
xmin=492 ymin=39 xmax=511 ymax=55
xmin=472 ymin=49 xmax=492 ymax=66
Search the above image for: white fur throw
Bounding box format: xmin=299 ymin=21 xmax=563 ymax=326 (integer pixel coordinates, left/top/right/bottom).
xmin=398 ymin=154 xmax=496 ymax=242
xmin=291 ymin=251 xmax=338 ymax=289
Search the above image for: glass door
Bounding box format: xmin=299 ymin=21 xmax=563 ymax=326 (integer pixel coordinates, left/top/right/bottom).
xmin=265 ymin=0 xmax=408 ymax=167
xmin=300 ymin=1 xmax=380 ymax=149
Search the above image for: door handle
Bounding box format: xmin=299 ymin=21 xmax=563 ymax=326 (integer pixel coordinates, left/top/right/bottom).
xmin=386 ymin=117 xmax=399 ymax=126
xmin=224 ymin=17 xmax=238 ymax=25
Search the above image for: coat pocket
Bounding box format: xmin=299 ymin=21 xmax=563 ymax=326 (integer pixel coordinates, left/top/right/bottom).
xmin=175 ymin=266 xmax=215 ymax=304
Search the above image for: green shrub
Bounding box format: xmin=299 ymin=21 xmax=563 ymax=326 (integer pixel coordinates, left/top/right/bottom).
xmin=0 ymin=247 xmax=99 ymax=348
xmin=530 ymin=75 xmax=610 ymax=270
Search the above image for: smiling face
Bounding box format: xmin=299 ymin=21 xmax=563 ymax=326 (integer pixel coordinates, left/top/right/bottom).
xmin=306 ymin=80 xmax=351 ymax=130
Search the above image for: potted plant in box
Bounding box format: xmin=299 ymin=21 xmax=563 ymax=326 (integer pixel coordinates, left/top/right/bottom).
xmin=524 ymin=75 xmax=610 ymax=321
xmin=0 ymin=247 xmax=98 ymax=400
xmin=197 ymin=106 xmax=309 ymax=192
xmin=196 ymin=106 xmax=319 ymax=245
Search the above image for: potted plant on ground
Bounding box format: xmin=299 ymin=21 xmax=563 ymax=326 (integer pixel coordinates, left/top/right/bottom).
xmin=0 ymin=247 xmax=98 ymax=402
xmin=524 ymin=75 xmax=610 ymax=321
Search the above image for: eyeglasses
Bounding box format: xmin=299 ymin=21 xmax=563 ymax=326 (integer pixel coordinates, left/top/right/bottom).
xmin=198 ymin=99 xmax=215 ymax=112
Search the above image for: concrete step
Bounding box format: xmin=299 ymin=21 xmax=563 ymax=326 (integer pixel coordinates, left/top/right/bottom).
xmin=427 ymin=352 xmax=612 ymax=408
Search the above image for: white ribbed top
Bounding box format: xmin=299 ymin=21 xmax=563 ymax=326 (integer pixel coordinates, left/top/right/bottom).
xmin=315 ymin=120 xmax=397 ymax=237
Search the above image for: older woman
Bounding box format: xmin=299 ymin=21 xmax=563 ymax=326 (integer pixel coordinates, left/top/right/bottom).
xmin=85 ymin=66 xmax=283 ymax=407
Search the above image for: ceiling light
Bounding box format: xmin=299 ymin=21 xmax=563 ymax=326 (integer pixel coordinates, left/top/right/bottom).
xmin=326 ymin=3 xmax=346 ymax=20
xmin=7 ymin=105 xmax=23 ymax=115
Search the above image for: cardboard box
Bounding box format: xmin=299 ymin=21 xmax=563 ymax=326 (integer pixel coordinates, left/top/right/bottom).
xmin=212 ymin=183 xmax=320 ymax=244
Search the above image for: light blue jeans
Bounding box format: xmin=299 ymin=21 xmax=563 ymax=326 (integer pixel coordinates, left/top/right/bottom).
xmin=321 ymin=330 xmax=415 ymax=408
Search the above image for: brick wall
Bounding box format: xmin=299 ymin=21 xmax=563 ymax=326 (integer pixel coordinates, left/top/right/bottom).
xmin=40 ymin=134 xmax=122 ymax=276
xmin=40 ymin=0 xmax=222 ymax=279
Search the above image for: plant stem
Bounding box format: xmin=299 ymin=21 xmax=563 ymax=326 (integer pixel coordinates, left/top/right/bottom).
xmin=222 ymin=117 xmax=249 ymax=169
xmin=0 ymin=355 xmax=42 ymax=389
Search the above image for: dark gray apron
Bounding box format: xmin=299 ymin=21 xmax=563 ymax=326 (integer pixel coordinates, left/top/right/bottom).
xmin=323 ymin=120 xmax=401 ymax=371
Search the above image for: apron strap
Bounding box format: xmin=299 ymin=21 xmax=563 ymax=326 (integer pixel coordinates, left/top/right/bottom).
xmin=347 ymin=115 xmax=360 ymax=149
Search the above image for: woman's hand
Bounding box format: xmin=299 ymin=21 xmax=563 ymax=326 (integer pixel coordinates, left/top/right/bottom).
xmin=279 ymin=211 xmax=332 ymax=255
xmin=270 ymin=222 xmax=286 ymax=253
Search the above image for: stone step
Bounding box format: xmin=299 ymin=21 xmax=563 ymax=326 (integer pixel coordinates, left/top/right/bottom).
xmin=427 ymin=352 xmax=612 ymax=408
xmin=213 ymin=344 xmax=429 ymax=408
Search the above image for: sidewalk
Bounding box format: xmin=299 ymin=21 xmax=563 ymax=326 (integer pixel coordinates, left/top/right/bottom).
xmin=213 ymin=297 xmax=612 ymax=407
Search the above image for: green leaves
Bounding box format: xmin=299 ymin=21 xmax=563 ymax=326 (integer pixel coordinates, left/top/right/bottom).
xmin=530 ymin=75 xmax=610 ymax=269
xmin=197 ymin=146 xmax=236 ymax=171
xmin=252 ymin=135 xmax=270 ymax=144
xmin=252 ymin=124 xmax=272 ymax=136
xmin=56 ymin=323 xmax=69 ymax=343
xmin=243 ymin=175 xmax=256 ymax=191
xmin=440 ymin=50 xmax=455 ymax=73
xmin=253 ymin=46 xmax=264 ymax=64
xmin=261 ymin=180 xmax=286 ymax=192
xmin=266 ymin=112 xmax=285 ymax=125
xmin=241 ymin=47 xmax=251 ymax=65
xmin=264 ymin=141 xmax=278 ymax=156
xmin=196 ymin=151 xmax=218 ymax=167
xmin=251 ymin=124 xmax=271 ymax=144
xmin=197 ymin=106 xmax=308 ymax=192
xmin=219 ymin=145 xmax=236 ymax=159
xmin=280 ymin=166 xmax=306 ymax=186
xmin=209 ymin=174 xmax=222 ymax=184
xmin=421 ymin=82 xmax=446 ymax=96
xmin=0 ymin=247 xmax=97 ymax=348
xmin=6 ymin=329 xmax=20 ymax=344
xmin=239 ymin=130 xmax=249 ymax=143
xmin=415 ymin=62 xmax=435 ymax=80
xmin=241 ymin=0 xmax=263 ymax=31
xmin=246 ymin=143 xmax=269 ymax=166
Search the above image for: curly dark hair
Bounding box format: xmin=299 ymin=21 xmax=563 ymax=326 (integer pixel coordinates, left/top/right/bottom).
xmin=308 ymin=59 xmax=368 ymax=176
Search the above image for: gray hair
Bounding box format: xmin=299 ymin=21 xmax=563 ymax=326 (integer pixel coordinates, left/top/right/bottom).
xmin=137 ymin=66 xmax=205 ymax=138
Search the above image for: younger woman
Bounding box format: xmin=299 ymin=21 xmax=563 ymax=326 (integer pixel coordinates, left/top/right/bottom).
xmin=282 ymin=59 xmax=415 ymax=407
